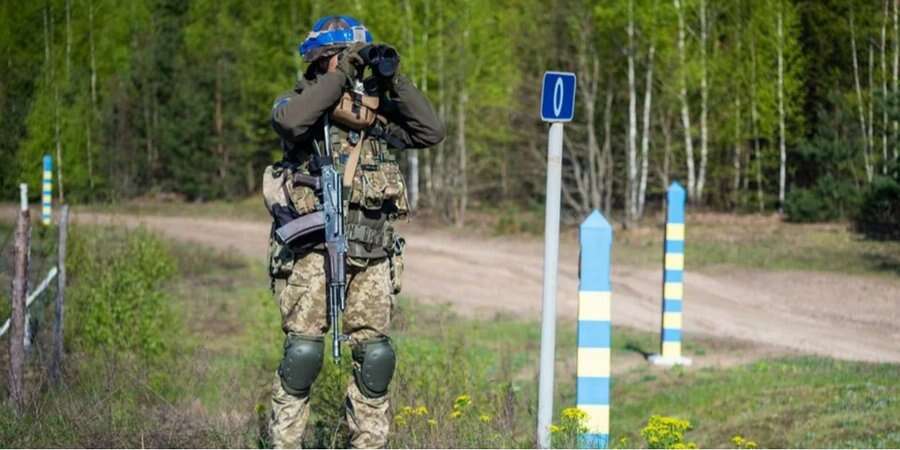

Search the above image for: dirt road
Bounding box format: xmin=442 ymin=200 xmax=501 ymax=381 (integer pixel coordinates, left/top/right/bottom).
xmin=26 ymin=209 xmax=900 ymax=363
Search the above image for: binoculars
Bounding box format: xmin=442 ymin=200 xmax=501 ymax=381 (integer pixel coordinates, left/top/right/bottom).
xmin=357 ymin=44 xmax=400 ymax=79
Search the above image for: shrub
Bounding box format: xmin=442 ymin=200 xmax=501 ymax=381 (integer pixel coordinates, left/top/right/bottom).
xmin=785 ymin=176 xmax=861 ymax=223
xmin=67 ymin=226 xmax=176 ymax=357
xmin=784 ymin=188 xmax=830 ymax=222
xmin=855 ymin=163 xmax=900 ymax=240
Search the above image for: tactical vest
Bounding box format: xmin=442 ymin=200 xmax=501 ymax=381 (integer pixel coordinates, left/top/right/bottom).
xmin=283 ymin=118 xmax=409 ymax=260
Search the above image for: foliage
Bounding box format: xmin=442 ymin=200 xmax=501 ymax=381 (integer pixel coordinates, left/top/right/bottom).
xmin=67 ymin=226 xmax=176 ymax=357
xmin=2 ymin=229 xmax=900 ymax=447
xmin=3 ymin=0 xmax=898 ymax=224
xmin=855 ymin=162 xmax=900 ymax=240
xmin=640 ymin=415 xmax=697 ymax=449
xmin=783 ymin=175 xmax=861 ymax=223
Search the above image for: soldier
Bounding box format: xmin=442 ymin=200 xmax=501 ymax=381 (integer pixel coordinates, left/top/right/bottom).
xmin=263 ymin=15 xmax=444 ymax=449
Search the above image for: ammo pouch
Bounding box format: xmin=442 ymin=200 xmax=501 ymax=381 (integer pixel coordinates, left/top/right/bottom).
xmin=331 ymin=92 xmax=379 ymax=130
xmin=262 ymin=164 xmax=295 ymax=279
xmin=346 ymin=142 xmax=409 ymax=218
xmin=263 ymin=162 xmax=325 ymax=280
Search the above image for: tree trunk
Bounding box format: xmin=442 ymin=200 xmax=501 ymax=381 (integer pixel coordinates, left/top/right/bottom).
xmin=751 ymin=34 xmax=764 ymax=212
xmin=602 ymin=88 xmax=614 ymax=215
xmin=883 ymin=0 xmax=890 ymax=174
xmin=733 ymin=95 xmax=742 ymax=207
xmin=733 ymin=23 xmax=743 ymax=206
xmin=575 ymin=13 xmax=602 ymax=211
xmin=851 ymin=12 xmax=874 ymax=182
xmin=697 ymin=0 xmax=709 ymax=203
xmin=87 ymin=0 xmax=97 ymax=191
xmin=777 ymin=5 xmax=787 ymax=210
xmin=65 ymin=0 xmax=71 ymax=80
xmin=638 ymin=45 xmax=655 ymax=219
xmin=456 ymin=91 xmax=468 ymax=228
xmin=869 ymin=44 xmax=876 ymax=174
xmin=403 ymin=0 xmax=419 ymax=209
xmin=891 ymin=0 xmax=900 ymax=160
xmin=432 ymin=4 xmax=446 ymax=211
xmin=604 ymin=131 xmax=614 ymax=215
xmin=661 ymin=110 xmax=672 ymax=191
xmin=626 ymin=0 xmax=638 ymax=226
xmin=48 ymin=4 xmax=65 ymax=203
xmin=9 ymin=191 xmax=30 ymax=415
xmin=215 ymin=62 xmax=226 ymax=185
xmin=44 ymin=6 xmax=49 ymax=64
xmin=674 ymin=0 xmax=696 ymax=200
xmin=894 ymin=0 xmax=899 ymax=161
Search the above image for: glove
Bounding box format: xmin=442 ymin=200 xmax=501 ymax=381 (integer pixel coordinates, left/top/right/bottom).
xmin=336 ymin=42 xmax=366 ymax=81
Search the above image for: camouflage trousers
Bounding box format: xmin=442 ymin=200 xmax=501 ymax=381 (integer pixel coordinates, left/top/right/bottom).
xmin=269 ymin=250 xmax=395 ymax=449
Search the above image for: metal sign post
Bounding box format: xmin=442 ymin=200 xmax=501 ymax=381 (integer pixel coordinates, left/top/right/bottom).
xmin=536 ymin=71 xmax=576 ymax=449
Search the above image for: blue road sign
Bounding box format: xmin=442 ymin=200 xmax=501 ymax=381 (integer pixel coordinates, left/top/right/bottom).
xmin=540 ymin=71 xmax=577 ymax=122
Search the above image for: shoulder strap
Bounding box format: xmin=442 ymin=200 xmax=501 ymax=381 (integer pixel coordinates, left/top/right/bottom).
xmin=342 ymin=130 xmax=366 ymax=188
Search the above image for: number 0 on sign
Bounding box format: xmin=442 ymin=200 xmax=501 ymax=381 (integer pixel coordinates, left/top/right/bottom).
xmin=540 ymin=71 xmax=576 ymax=122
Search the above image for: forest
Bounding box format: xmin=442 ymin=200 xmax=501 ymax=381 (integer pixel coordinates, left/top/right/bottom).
xmin=1 ymin=0 xmax=898 ymax=229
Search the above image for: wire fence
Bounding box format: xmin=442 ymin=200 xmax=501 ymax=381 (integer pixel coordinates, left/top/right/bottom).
xmin=2 ymin=204 xmax=67 ymax=411
xmin=1 ymin=215 xmax=59 ymax=334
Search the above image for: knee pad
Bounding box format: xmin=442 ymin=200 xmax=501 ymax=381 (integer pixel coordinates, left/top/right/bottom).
xmin=352 ymin=336 xmax=396 ymax=398
xmin=278 ymin=334 xmax=324 ymax=397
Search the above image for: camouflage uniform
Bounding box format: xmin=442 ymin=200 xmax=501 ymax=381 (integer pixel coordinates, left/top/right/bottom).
xmin=269 ymin=253 xmax=393 ymax=448
xmin=265 ymin=48 xmax=443 ymax=448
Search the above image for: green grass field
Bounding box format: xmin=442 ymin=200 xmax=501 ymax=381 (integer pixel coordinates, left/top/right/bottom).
xmin=1 ymin=222 xmax=899 ymax=447
xmin=612 ymin=215 xmax=900 ymax=276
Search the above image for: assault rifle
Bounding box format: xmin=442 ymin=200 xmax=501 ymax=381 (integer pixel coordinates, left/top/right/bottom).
xmin=274 ymin=118 xmax=348 ymax=361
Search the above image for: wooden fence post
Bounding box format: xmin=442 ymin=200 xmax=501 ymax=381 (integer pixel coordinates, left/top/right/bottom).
xmin=9 ymin=183 xmax=30 ymax=414
xmin=50 ymin=204 xmax=68 ymax=385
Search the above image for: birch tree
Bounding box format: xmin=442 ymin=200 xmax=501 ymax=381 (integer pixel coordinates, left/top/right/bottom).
xmin=776 ymin=1 xmax=786 ymax=209
xmin=851 ymin=11 xmax=875 ymax=182
xmin=626 ymin=0 xmax=639 ymax=225
xmin=673 ymin=0 xmax=696 ymax=200
xmin=697 ymin=0 xmax=710 ymax=202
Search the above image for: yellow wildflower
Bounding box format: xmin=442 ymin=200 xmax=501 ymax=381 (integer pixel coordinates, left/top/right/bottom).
xmin=414 ymin=406 xmax=429 ymax=416
xmin=427 ymin=418 xmax=438 ymax=427
xmin=454 ymin=394 xmax=472 ymax=409
xmin=549 ymin=424 xmax=563 ymax=434
xmin=561 ymin=407 xmax=588 ymax=422
xmin=479 ymin=413 xmax=492 ymax=423
xmin=399 ymin=406 xmax=414 ymax=416
xmin=394 ymin=415 xmax=407 ymax=427
xmin=450 ymin=410 xmax=463 ymax=419
xmin=732 ymin=435 xmax=758 ymax=449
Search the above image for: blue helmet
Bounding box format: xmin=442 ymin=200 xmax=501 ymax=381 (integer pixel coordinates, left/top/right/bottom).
xmin=299 ymin=16 xmax=373 ymax=63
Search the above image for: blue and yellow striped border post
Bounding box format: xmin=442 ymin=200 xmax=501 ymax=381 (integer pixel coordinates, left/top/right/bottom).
xmin=42 ymin=155 xmax=53 ymax=226
xmin=650 ymin=182 xmax=692 ymax=367
xmin=577 ymin=210 xmax=613 ymax=448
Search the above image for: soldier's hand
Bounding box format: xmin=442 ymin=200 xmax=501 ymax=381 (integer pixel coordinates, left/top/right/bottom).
xmin=336 ymin=43 xmax=366 ymax=81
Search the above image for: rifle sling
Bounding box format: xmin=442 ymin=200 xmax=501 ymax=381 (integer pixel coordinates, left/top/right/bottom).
xmin=342 ymin=130 xmax=365 ymax=189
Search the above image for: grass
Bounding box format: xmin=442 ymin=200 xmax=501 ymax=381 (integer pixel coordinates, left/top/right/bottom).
xmin=81 ymin=196 xmax=266 ymax=221
xmin=605 ymin=357 xmax=900 ymax=448
xmin=610 ymin=213 xmax=900 ymax=277
xmin=2 ymin=223 xmax=898 ymax=447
